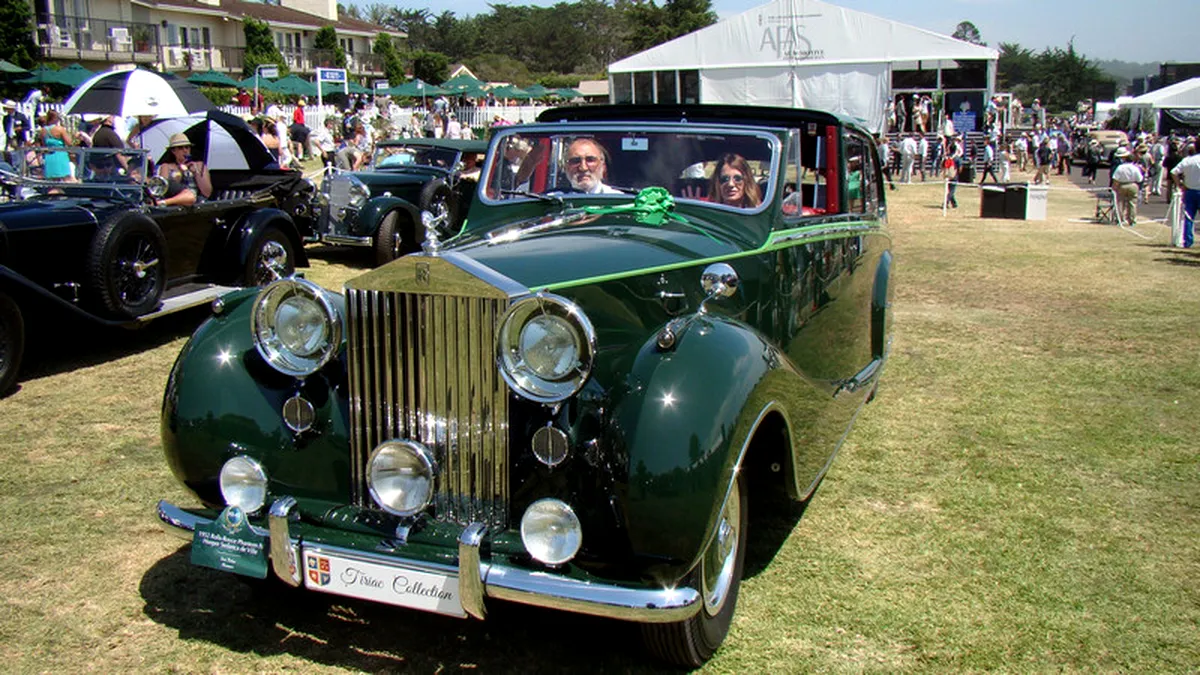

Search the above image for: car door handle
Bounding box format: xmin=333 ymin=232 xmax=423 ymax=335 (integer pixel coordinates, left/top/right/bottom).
xmin=833 ymin=358 xmax=881 ymax=399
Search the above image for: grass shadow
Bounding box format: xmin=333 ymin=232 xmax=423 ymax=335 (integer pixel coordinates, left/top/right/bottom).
xmin=304 ymin=244 xmax=375 ymax=269
xmin=139 ymin=547 xmax=672 ymax=674
xmin=744 ymin=493 xmax=810 ymax=579
xmin=19 ymin=305 xmax=208 ymax=382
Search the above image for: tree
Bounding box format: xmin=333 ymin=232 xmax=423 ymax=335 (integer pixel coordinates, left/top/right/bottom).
xmin=952 ymin=20 xmax=985 ymax=46
xmin=242 ymin=17 xmax=288 ymax=78
xmin=373 ymin=33 xmax=406 ymax=87
xmin=996 ymin=39 xmax=1115 ymax=113
xmin=623 ymin=0 xmax=716 ymax=53
xmin=0 ymin=0 xmax=38 ymax=68
xmin=313 ymin=25 xmax=346 ymax=69
xmin=409 ymin=50 xmax=450 ymax=84
xmin=337 ymin=3 xmax=363 ymax=20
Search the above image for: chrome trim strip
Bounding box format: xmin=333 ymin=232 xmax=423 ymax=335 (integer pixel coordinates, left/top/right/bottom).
xmin=458 ymin=523 xmax=489 ymax=620
xmin=483 ymin=566 xmax=701 ymax=624
xmin=321 ymin=234 xmax=373 ymax=247
xmin=156 ymin=500 xmax=268 ymax=539
xmin=157 ymin=500 xmax=701 ymax=623
xmin=268 ymin=497 xmax=302 ymax=587
xmin=767 ymin=222 xmax=877 ymax=246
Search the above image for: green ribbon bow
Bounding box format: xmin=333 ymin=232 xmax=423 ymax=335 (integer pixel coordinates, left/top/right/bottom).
xmin=580 ymin=186 xmax=718 ymax=242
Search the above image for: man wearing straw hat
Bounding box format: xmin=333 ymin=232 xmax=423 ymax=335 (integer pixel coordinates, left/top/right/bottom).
xmin=1110 ymin=147 xmax=1144 ymax=227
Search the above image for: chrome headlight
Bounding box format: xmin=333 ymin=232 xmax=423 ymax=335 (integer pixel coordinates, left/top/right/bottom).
xmin=219 ymin=455 xmax=268 ymax=513
xmin=497 ymin=294 xmax=595 ymax=403
xmin=521 ymin=499 xmax=582 ymax=565
xmin=367 ymin=440 xmax=437 ymax=517
xmin=252 ymin=278 xmax=342 ymax=378
xmin=347 ymin=175 xmax=369 ymax=208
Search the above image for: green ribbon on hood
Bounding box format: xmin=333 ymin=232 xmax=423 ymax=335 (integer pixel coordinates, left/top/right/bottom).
xmin=579 ymin=186 xmax=719 ymax=242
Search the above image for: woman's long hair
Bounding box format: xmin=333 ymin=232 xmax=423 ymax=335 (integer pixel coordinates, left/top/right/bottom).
xmin=708 ymin=153 xmax=762 ymax=208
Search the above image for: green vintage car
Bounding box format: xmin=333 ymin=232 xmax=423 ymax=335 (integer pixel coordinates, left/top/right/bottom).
xmin=317 ymin=138 xmax=488 ymax=265
xmin=156 ymin=105 xmax=893 ymax=666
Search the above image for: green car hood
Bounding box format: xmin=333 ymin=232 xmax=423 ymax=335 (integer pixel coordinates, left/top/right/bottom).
xmin=447 ymin=212 xmax=741 ymax=291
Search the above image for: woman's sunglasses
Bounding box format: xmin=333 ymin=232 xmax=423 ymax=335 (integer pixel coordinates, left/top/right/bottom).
xmin=719 ymin=174 xmax=744 ymax=184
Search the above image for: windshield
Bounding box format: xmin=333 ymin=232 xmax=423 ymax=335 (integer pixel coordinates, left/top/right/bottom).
xmin=372 ymin=144 xmax=458 ymax=170
xmin=15 ymin=146 xmax=150 ymax=185
xmin=482 ymin=128 xmax=777 ymax=211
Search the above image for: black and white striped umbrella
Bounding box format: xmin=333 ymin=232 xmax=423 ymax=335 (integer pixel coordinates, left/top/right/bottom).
xmin=63 ymin=68 xmax=215 ymax=118
xmin=141 ymin=110 xmax=275 ymax=171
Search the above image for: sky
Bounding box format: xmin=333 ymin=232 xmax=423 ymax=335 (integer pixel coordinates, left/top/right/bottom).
xmin=365 ymin=0 xmax=1199 ymax=64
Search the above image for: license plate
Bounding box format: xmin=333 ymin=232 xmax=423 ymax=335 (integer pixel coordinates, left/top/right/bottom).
xmin=301 ymin=547 xmax=466 ymax=618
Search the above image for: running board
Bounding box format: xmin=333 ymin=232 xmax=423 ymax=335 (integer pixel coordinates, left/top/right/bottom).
xmin=129 ymin=285 xmax=241 ymax=324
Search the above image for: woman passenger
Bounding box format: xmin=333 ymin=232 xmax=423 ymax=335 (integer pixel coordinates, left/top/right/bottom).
xmin=157 ymin=132 xmax=212 ymax=201
xmin=708 ymin=153 xmax=762 ymax=208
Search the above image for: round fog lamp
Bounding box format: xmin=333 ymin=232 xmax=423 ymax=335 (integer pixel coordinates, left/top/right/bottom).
xmin=367 ymin=440 xmax=437 ymax=517
xmin=219 ymin=455 xmax=268 ymax=513
xmin=521 ymin=499 xmax=582 ymax=565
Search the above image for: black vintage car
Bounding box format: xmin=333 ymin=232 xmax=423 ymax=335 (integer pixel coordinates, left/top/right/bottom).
xmin=317 ymin=138 xmax=487 ymax=265
xmin=0 ymin=146 xmax=316 ymax=395
xmin=156 ymin=105 xmax=893 ymax=666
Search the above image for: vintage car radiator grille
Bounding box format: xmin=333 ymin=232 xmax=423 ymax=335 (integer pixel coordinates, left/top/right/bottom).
xmin=346 ymin=288 xmax=510 ymax=529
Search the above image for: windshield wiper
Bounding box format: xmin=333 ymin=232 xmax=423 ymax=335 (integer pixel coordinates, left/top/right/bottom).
xmin=500 ymin=189 xmax=566 ymax=207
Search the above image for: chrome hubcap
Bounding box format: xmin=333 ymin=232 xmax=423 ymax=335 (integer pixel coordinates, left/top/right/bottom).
xmin=701 ymin=477 xmax=741 ymax=616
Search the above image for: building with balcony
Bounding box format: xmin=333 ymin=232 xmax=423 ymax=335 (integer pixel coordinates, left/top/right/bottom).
xmin=29 ymin=0 xmax=403 ymax=80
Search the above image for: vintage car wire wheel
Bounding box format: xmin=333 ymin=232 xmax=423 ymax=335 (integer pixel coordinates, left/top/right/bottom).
xmin=373 ymin=211 xmax=411 ymax=266
xmin=87 ymin=213 xmax=167 ymax=318
xmin=419 ymin=179 xmax=456 ymax=226
xmin=641 ymin=471 xmax=747 ymax=668
xmin=0 ymin=291 xmax=24 ymax=396
xmin=244 ymin=226 xmax=295 ymax=287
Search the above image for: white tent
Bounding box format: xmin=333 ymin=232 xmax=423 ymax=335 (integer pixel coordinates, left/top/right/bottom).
xmin=608 ymin=0 xmax=998 ymax=132
xmin=1121 ymin=78 xmax=1200 ymax=133
xmin=1123 ymin=78 xmax=1200 ymax=110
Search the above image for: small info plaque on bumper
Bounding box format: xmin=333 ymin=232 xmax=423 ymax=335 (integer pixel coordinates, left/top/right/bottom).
xmin=302 ymin=547 xmax=466 ymax=618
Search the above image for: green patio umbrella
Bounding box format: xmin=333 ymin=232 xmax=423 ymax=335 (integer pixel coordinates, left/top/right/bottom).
xmin=0 ymin=59 xmax=29 ymax=76
xmin=55 ymin=63 xmax=94 ymax=88
xmin=188 ymin=69 xmax=239 ymax=88
xmin=239 ymin=74 xmax=276 ymax=91
xmin=16 ymin=65 xmax=73 ymax=87
xmin=441 ymin=72 xmax=486 ymax=91
xmin=491 ymin=85 xmax=532 ymax=100
xmin=524 ymin=83 xmax=552 ymax=99
xmin=554 ymin=87 xmax=583 ymax=99
xmin=271 ymin=74 xmax=316 ymax=97
xmin=346 ymin=81 xmax=372 ymax=95
xmin=451 ymin=81 xmax=489 ymax=98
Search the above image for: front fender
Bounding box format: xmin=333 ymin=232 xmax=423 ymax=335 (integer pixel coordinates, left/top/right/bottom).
xmin=356 ymin=197 xmax=423 ymax=240
xmin=231 ymin=208 xmax=310 ymax=276
xmin=611 ymin=315 xmax=780 ymax=583
xmin=162 ymin=287 xmax=349 ymax=507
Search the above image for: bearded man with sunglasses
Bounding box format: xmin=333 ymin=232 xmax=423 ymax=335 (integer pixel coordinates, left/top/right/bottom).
xmin=565 ymin=138 xmax=621 ymax=194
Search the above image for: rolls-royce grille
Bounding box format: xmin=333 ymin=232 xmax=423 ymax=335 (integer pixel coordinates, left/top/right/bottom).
xmin=346 ymin=288 xmax=510 ymax=529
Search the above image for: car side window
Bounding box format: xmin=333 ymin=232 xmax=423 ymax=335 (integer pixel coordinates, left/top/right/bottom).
xmin=781 ymin=124 xmax=840 ymax=219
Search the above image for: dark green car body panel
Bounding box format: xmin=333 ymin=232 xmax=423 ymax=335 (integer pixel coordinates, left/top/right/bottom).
xmin=162 ymin=105 xmax=893 ymax=596
xmin=318 ymin=138 xmax=487 ymax=241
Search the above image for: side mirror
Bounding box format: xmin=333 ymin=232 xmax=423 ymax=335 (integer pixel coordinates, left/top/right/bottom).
xmin=700 ymin=262 xmax=739 ymax=300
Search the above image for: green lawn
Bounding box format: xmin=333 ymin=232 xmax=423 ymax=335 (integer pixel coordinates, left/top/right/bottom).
xmin=0 ymin=178 xmax=1196 ymax=672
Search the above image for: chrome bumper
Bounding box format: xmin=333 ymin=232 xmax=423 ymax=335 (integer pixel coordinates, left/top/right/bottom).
xmin=156 ymin=499 xmax=700 ymax=624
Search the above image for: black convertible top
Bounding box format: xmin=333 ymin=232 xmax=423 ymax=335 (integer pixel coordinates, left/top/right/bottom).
xmin=537 ymin=104 xmax=856 ymax=131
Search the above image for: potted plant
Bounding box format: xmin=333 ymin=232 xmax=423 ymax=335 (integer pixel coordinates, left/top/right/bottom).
xmin=131 ymin=25 xmax=152 ymax=52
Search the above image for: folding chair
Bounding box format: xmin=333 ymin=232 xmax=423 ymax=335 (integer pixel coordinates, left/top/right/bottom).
xmin=1094 ymin=190 xmax=1115 ymax=224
